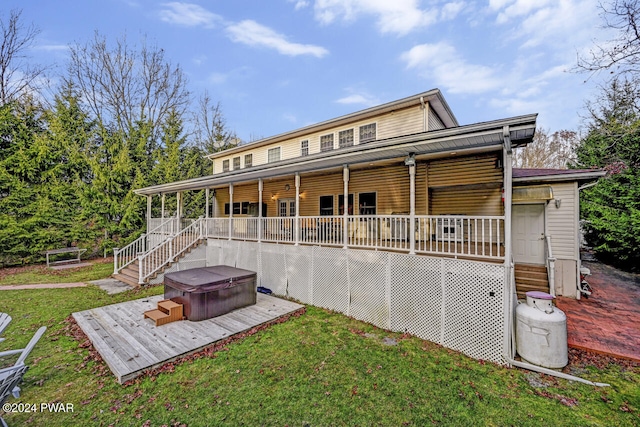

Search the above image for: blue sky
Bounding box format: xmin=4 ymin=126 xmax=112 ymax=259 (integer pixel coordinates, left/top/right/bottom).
xmin=5 ymin=0 xmax=611 ymax=142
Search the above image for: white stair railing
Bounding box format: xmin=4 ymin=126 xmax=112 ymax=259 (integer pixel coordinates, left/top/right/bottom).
xmin=113 ymin=217 xmax=177 ymax=274
xmin=545 ymin=235 xmax=556 ymax=297
xmin=137 ymin=217 xmax=205 ymax=284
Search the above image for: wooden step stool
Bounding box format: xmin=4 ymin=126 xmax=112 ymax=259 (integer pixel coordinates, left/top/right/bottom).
xmin=143 ymin=299 xmax=184 ymax=326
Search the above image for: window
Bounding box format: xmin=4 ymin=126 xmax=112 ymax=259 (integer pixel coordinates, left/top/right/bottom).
xmin=233 ymin=156 xmax=241 ymax=170
xmin=244 ymin=154 xmax=253 ymax=168
xmin=268 ymin=147 xmax=281 ymax=163
xmin=320 ymin=134 xmax=334 ymax=152
xmin=359 ymin=123 xmax=376 ymax=143
xmin=301 ymin=140 xmax=309 ymax=156
xmin=319 ymin=195 xmax=334 ymax=216
xmin=338 ymin=129 xmax=354 ymax=148
xmin=241 ymin=201 xmax=250 ymax=214
xmin=222 ymin=159 xmax=230 ymax=172
xmin=338 ymin=194 xmax=354 ymax=215
xmin=233 ymin=202 xmax=241 ymax=215
xmin=359 ymin=192 xmax=376 ymax=215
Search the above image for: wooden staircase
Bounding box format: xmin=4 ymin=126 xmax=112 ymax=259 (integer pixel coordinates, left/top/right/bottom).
xmin=514 ymin=263 xmax=549 ymax=300
xmin=113 ymin=236 xmax=205 ymax=286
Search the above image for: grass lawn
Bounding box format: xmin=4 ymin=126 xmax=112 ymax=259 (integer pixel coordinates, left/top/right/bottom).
xmin=0 ymin=262 xmax=638 ymax=426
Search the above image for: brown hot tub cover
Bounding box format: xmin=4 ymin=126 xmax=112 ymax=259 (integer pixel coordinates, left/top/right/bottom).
xmin=164 ymin=266 xmax=257 ymax=321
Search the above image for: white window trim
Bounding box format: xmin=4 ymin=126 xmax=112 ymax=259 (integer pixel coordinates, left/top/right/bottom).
xmin=267 ymin=146 xmax=282 ymax=163
xmin=358 ymin=122 xmax=378 ymax=144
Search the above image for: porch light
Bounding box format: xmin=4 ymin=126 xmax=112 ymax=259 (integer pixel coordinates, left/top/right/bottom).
xmin=404 ymin=153 xmax=416 ymax=166
xmin=555 ymin=199 xmax=561 ymax=209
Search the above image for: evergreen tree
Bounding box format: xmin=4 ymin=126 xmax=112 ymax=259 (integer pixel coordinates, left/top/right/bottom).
xmin=576 ymin=79 xmax=640 ymax=271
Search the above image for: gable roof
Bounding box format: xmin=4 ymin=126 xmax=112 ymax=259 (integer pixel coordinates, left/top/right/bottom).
xmin=207 ymin=88 xmax=458 ymax=160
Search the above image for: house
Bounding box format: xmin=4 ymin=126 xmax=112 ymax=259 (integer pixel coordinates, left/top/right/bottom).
xmin=512 ymin=168 xmax=605 ymax=299
xmin=112 ymin=89 xmax=599 ymax=365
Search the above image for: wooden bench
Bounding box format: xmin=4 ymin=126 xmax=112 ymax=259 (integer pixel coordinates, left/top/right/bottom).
xmin=45 ymin=247 xmax=87 ymax=268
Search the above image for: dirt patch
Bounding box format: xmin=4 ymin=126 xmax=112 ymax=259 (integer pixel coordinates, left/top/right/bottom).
xmin=0 ymin=257 xmax=113 ymax=282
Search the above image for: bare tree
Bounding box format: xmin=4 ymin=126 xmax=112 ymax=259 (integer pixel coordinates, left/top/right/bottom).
xmin=0 ymin=9 xmax=47 ymax=105
xmin=513 ymin=128 xmax=579 ymax=169
xmin=192 ymin=90 xmax=237 ymax=153
xmin=65 ymin=32 xmax=190 ymax=135
xmin=577 ymin=0 xmax=640 ymax=79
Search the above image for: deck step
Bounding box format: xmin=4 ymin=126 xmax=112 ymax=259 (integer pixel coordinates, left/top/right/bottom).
xmin=514 ymin=263 xmax=549 ymax=298
xmin=143 ymin=299 xmax=184 ymax=326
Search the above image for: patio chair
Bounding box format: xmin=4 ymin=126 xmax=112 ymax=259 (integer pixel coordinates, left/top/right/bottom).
xmin=0 ymin=314 xmax=10 ymax=343
xmin=0 ymin=326 xmax=47 ymax=366
xmin=1 ymin=364 xmax=29 ymax=426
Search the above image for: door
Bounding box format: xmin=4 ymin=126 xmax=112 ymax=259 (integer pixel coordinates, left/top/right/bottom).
xmin=278 ymin=199 xmax=295 ymax=239
xmin=512 ymin=204 xmax=545 ymax=264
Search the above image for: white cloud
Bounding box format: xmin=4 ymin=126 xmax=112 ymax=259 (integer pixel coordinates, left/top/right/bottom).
xmin=440 ymin=2 xmax=465 ymax=21
xmin=401 ymin=42 xmax=501 ymax=94
xmin=489 ymin=0 xmax=601 ymax=50
xmin=226 ymin=20 xmax=329 ymax=57
xmin=208 ymin=72 xmax=227 ymax=84
xmin=283 ymin=113 xmax=298 ymax=123
xmin=335 ymin=92 xmax=380 ymax=106
xmin=34 ymin=44 xmax=68 ymax=52
xmin=158 ymin=2 xmax=222 ymax=28
xmin=312 ymin=0 xmax=437 ymax=35
xmin=289 ymin=0 xmax=310 ymax=10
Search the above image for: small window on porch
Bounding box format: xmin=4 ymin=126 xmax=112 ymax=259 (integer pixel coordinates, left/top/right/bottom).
xmin=319 ymin=195 xmax=334 ymax=216
xmin=244 ymin=154 xmax=253 ymax=168
xmin=301 ymin=140 xmax=309 ymax=156
xmin=338 ymin=194 xmax=354 ymax=215
xmin=241 ymin=201 xmax=250 ymax=214
xmin=320 ymin=134 xmax=334 ymax=152
xmin=233 ymin=156 xmax=241 ymax=170
xmin=359 ymin=192 xmax=376 ymax=215
xmin=222 ymin=159 xmax=230 ymax=172
xmin=338 ymin=129 xmax=354 ymax=148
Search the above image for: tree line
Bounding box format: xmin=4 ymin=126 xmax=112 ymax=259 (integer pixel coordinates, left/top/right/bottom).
xmin=0 ymin=10 xmax=235 ymax=265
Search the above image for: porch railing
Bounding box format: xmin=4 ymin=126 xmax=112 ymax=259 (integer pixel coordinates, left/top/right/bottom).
xmin=137 ymin=217 xmax=205 ymax=284
xmin=201 ymin=215 xmax=504 ymax=260
xmin=113 ymin=217 xmax=177 ymax=274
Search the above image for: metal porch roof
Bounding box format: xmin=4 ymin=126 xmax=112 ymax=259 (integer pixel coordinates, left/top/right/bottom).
xmin=135 ymin=113 xmax=537 ymax=196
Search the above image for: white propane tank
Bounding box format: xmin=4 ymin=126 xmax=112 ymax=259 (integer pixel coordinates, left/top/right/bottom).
xmin=516 ymin=291 xmax=568 ymax=368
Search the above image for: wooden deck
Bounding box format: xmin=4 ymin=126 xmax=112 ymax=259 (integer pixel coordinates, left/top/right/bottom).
xmin=72 ymin=293 xmax=304 ymax=384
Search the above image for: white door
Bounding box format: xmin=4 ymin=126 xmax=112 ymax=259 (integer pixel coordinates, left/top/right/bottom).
xmin=512 ymin=204 xmax=545 ymax=264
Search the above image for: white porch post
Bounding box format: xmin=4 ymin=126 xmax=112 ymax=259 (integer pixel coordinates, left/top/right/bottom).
xmin=176 ymin=191 xmax=182 ymax=232
xmin=258 ymin=179 xmax=263 ymax=242
xmin=409 ymin=163 xmax=416 ymax=255
xmin=343 ymin=165 xmax=349 ymax=249
xmin=229 ymin=184 xmax=234 ymax=241
xmin=503 ymin=125 xmax=514 ymax=360
xmin=161 ymin=193 xmax=165 ymax=221
xmin=205 ymin=188 xmax=210 ymax=218
xmin=146 ymin=195 xmax=152 ymax=231
xmin=295 ymin=173 xmax=300 ymax=245
xmin=212 ymin=190 xmax=217 ymax=218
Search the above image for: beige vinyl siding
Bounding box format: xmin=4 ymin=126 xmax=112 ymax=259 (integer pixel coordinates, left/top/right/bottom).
xmin=212 ymin=104 xmax=429 ymax=173
xmin=377 ymin=105 xmax=424 ymax=139
xmin=428 ymin=106 xmax=445 ymax=131
xmin=212 ymin=154 xmax=501 ymax=218
xmin=546 ymin=182 xmax=578 ymax=260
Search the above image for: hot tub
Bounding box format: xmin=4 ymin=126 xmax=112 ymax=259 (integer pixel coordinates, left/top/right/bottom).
xmin=164 ymin=266 xmax=257 ymax=321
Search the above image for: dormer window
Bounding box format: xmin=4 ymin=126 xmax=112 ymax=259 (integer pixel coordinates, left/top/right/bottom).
xmin=320 ymin=134 xmax=334 ymax=152
xmin=222 ymin=159 xmax=230 ymax=172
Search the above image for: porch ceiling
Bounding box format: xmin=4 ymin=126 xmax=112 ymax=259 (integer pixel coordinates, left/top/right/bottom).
xmin=135 ymin=113 xmax=536 ymax=196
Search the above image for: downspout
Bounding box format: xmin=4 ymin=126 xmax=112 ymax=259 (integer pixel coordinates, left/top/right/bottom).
xmin=420 ymin=96 xmax=427 ymax=132
xmin=503 ymin=129 xmax=609 ymax=387
xmin=295 ymin=172 xmax=300 ymax=246
xmin=343 ymin=165 xmax=349 ymax=249
xmin=258 ymin=179 xmax=263 ymax=242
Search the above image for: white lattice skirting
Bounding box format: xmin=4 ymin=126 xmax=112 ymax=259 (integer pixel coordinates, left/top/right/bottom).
xmin=205 ymin=239 xmax=508 ymax=364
